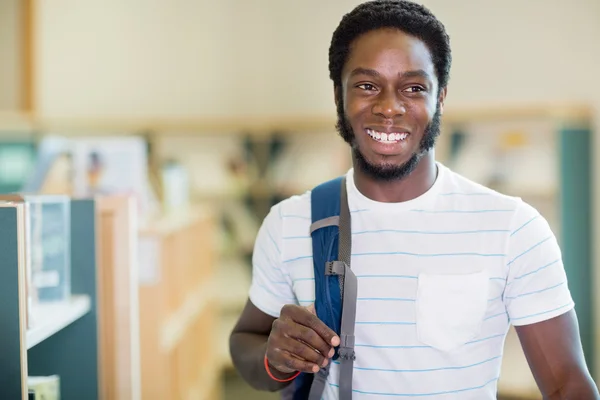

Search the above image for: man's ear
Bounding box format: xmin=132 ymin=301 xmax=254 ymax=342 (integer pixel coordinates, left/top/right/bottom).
xmin=334 ymin=85 xmax=341 ymax=109
xmin=438 ymin=87 xmax=447 ymax=115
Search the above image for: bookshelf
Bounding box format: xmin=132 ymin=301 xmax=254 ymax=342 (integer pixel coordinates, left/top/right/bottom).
xmin=26 ymin=295 xmax=91 ymax=349
xmin=96 ymin=195 xmax=141 ymax=400
xmin=0 ymin=198 xmax=99 ymax=400
xmin=137 ymin=207 xmax=220 ymax=400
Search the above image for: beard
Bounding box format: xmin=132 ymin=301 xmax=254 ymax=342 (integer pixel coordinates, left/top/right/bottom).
xmin=335 ymin=97 xmax=442 ymax=182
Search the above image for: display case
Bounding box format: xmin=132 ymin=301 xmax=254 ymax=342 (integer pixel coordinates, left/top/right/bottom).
xmin=0 ymin=198 xmax=99 ymax=400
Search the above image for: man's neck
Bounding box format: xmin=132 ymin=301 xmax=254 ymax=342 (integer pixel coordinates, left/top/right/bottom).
xmin=353 ymin=152 xmax=437 ymax=203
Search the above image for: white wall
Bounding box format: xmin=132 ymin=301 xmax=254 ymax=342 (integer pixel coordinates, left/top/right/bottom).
xmin=426 ymin=0 xmax=600 ymax=108
xmin=0 ymin=0 xmax=23 ymax=111
xmin=34 ymin=0 xmax=600 ymax=118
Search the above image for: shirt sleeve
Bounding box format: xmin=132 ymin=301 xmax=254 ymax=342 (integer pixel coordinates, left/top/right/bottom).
xmin=248 ymin=203 xmax=297 ymax=318
xmin=504 ymin=200 xmax=575 ymax=326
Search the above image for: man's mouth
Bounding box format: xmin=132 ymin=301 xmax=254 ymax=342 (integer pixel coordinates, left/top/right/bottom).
xmin=366 ymin=128 xmax=410 ymax=144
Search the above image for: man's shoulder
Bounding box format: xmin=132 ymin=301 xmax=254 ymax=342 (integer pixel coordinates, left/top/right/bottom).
xmin=441 ymin=165 xmax=530 ymax=212
xmin=271 ymin=175 xmax=344 ymax=219
xmin=268 ymin=189 xmax=313 ymax=224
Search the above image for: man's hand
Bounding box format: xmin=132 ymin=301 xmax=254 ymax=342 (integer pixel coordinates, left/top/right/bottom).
xmin=265 ymin=304 xmax=341 ymax=377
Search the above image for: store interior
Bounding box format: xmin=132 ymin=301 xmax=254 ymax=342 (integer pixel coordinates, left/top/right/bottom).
xmin=1 ymin=1 xmax=599 ymax=399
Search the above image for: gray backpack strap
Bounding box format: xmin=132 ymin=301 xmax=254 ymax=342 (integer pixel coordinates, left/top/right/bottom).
xmin=308 ymin=177 xmax=357 ymax=400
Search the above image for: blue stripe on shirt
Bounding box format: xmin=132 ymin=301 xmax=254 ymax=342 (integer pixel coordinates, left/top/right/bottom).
xmin=333 ymin=355 xmax=501 ymax=373
xmin=356 ymin=274 xmax=418 ymax=279
xmin=484 ymin=312 xmax=508 ymax=321
xmin=356 ymin=333 xmax=506 ymax=349
xmin=357 ymin=297 xmax=415 ymax=302
xmin=352 ymin=251 xmax=505 ymax=258
xmin=510 ymin=215 xmax=538 ymax=236
xmin=254 ymin=263 xmax=285 ymax=283
xmin=505 ymin=281 xmax=566 ymax=300
xmin=292 ymin=277 xmax=315 ymax=282
xmin=410 ymin=209 xmax=514 ymax=214
xmin=281 ymin=214 xmax=311 ymax=220
xmin=326 ymin=376 xmax=499 ymax=397
xmin=284 ymin=228 xmax=511 ymax=238
xmin=265 ymin=227 xmax=280 ymax=254
xmin=507 ymin=259 xmax=560 ymax=284
xmin=283 ymin=255 xmax=312 ymax=263
xmin=511 ymin=302 xmax=574 ymax=321
xmin=281 ymin=209 xmax=368 ymax=220
xmin=507 ymin=236 xmax=552 ymax=266
xmin=353 ymin=228 xmax=510 ymax=235
xmin=256 ymin=282 xmax=296 ymax=302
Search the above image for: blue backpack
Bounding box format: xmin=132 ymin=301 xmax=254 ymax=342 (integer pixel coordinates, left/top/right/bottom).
xmin=284 ymin=176 xmax=357 ymax=400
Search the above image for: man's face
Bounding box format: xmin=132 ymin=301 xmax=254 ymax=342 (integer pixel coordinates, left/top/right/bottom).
xmin=336 ymin=28 xmax=446 ymax=181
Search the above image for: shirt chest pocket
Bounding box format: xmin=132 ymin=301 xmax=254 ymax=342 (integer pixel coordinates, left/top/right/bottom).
xmin=416 ymin=270 xmax=490 ymax=352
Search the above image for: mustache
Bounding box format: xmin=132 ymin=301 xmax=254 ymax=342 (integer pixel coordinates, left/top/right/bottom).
xmin=335 ymin=97 xmax=442 ymax=151
xmin=334 ymin=95 xmax=442 ymax=182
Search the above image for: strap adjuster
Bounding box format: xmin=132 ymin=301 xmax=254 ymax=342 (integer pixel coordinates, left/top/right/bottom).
xmin=338 ymin=334 xmax=356 ymax=361
xmin=338 ymin=347 xmax=356 ymax=361
xmin=325 ymin=261 xmax=347 ymax=276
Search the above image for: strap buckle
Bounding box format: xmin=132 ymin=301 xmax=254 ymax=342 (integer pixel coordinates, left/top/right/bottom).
xmin=337 ymin=334 xmax=356 ymax=361
xmin=325 ymin=261 xmax=347 ymax=276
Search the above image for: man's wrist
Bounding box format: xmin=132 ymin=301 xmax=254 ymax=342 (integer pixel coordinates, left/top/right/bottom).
xmin=264 ymin=355 xmax=300 ymax=381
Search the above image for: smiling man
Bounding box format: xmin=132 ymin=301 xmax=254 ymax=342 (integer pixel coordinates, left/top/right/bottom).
xmin=229 ymin=1 xmax=599 ymax=399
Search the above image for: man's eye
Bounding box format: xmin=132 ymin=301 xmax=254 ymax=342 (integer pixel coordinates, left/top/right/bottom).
xmin=404 ymin=86 xmax=425 ymax=93
xmin=357 ymin=84 xmax=377 ymax=91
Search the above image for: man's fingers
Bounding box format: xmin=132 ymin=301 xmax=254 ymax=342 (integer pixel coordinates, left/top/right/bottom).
xmin=289 ymin=324 xmax=332 ymax=364
xmin=282 ymin=350 xmax=320 ymax=374
xmin=269 ymin=348 xmax=320 ymax=374
xmin=267 ymin=305 xmax=339 ymax=377
xmin=286 ymin=305 xmax=340 ymax=347
xmin=282 ymin=337 xmax=329 ymax=367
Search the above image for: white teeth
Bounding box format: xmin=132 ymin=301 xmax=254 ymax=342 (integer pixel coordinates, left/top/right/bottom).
xmin=366 ymin=128 xmax=409 ymax=143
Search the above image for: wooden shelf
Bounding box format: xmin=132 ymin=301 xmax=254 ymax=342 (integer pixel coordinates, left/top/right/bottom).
xmin=218 ymin=314 xmax=239 ymax=371
xmin=216 ymin=258 xmax=250 ymax=313
xmin=160 ymin=282 xmax=212 ymax=352
xmin=0 ymin=199 xmax=100 ymax=400
xmin=27 ymin=295 xmax=91 ymax=350
xmin=96 ymin=195 xmax=141 ymax=400
xmin=138 ymin=208 xmax=218 ymax=400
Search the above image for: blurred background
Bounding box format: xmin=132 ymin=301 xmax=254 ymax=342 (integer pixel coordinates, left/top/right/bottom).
xmin=0 ymin=0 xmax=598 ymax=399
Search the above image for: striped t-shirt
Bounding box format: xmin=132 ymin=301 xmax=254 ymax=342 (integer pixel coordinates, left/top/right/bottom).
xmin=249 ymin=162 xmax=574 ymax=399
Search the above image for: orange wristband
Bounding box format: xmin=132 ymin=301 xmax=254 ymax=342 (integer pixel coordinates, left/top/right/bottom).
xmin=264 ymin=355 xmax=301 ymax=382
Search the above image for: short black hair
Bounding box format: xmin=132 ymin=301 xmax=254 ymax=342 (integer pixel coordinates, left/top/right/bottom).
xmin=328 ymin=0 xmax=452 ymax=91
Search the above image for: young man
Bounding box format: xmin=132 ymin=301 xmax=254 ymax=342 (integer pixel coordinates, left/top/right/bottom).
xmin=229 ymin=1 xmax=599 ymax=398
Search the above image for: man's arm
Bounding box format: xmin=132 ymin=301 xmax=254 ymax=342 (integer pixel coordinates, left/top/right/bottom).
xmin=229 ymin=299 xmax=339 ymax=392
xmin=229 ymin=300 xmax=290 ymax=392
xmin=504 ymin=202 xmax=598 ymax=399
xmin=228 ymin=201 xmax=297 ymax=392
xmin=516 ymin=309 xmax=598 ymax=399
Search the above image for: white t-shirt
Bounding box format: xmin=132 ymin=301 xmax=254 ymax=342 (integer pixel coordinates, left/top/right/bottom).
xmin=249 ymin=162 xmax=574 ymax=399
